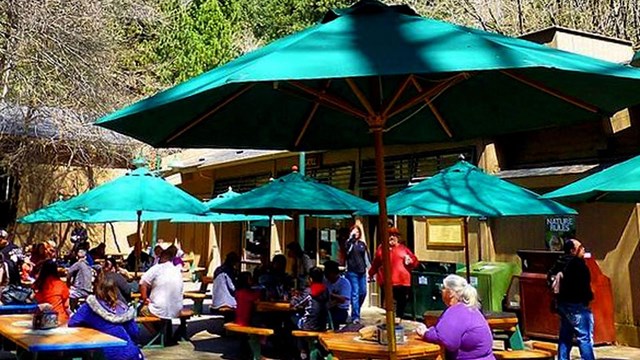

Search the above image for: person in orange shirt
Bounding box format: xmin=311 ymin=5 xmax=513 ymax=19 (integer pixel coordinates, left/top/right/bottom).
xmin=34 ymin=260 xmax=71 ymax=323
xmin=368 ymin=227 xmax=418 ymax=318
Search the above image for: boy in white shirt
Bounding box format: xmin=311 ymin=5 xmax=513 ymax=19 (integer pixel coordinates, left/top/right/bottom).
xmin=323 ymin=260 xmax=351 ymax=329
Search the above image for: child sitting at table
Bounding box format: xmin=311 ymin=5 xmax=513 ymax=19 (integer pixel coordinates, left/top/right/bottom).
xmin=291 ymin=267 xmax=329 ymax=331
xmin=234 ymin=271 xmax=262 ymax=326
xmin=324 ymin=260 xmax=351 ymax=330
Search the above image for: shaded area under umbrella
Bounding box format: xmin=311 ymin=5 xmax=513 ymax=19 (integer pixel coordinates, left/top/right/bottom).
xmin=360 ymin=160 xmax=576 ymax=279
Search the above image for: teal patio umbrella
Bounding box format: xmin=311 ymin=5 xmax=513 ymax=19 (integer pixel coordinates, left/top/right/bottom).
xmin=61 ymin=167 xmax=208 ymax=268
xmin=19 ymin=201 xmax=181 ymax=224
xmin=209 ymin=172 xmax=373 ymax=215
xmin=95 ymin=0 xmax=640 ymax=352
xmin=543 ymin=154 xmax=640 ymax=202
xmin=361 ymin=160 xmax=576 ymax=279
xmin=170 ymin=187 xmax=291 ymax=222
xmin=364 ymin=161 xmax=576 ymax=217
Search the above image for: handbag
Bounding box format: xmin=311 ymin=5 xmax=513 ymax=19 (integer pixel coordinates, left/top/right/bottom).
xmin=1 ymin=284 xmax=34 ymax=305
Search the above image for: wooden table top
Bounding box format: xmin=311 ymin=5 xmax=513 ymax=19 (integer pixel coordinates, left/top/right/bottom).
xmin=319 ymin=332 xmax=443 ymax=360
xmin=424 ymin=310 xmax=518 ymax=330
xmin=255 ymin=301 xmax=293 ymax=312
xmin=0 ymin=315 xmax=126 ymax=352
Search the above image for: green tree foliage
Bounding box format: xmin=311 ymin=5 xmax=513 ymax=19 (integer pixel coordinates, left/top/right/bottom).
xmin=239 ymin=0 xmax=352 ymax=42
xmin=150 ymin=0 xmax=243 ymax=85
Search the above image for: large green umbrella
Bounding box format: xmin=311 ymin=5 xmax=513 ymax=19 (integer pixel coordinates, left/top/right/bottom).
xmin=542 ymin=154 xmax=640 ymax=202
xmin=361 ymin=160 xmax=576 ymax=279
xmin=95 ymin=0 xmax=640 ymax=353
xmin=209 ymin=172 xmax=373 ymax=215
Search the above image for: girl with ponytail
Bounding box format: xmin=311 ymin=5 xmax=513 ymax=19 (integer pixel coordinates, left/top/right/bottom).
xmin=416 ymin=274 xmax=495 ymax=360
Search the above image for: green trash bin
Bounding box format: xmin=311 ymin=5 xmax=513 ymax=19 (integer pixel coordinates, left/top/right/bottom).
xmin=456 ymin=261 xmax=519 ymax=312
xmin=406 ymin=262 xmax=463 ymax=320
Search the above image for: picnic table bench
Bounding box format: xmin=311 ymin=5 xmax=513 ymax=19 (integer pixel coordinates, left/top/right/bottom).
xmin=224 ymin=322 xmax=274 ymax=360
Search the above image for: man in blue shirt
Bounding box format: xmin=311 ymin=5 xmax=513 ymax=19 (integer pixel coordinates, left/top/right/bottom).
xmin=324 ymin=260 xmax=351 ymax=329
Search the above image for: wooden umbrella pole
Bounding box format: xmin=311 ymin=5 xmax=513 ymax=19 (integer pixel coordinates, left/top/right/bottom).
xmin=464 ymin=217 xmax=471 ymax=282
xmin=372 ymin=127 xmax=397 ymax=358
xmin=135 ymin=210 xmax=142 ymax=277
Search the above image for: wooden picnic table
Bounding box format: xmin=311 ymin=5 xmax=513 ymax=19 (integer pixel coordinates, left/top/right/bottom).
xmin=319 ymin=332 xmax=443 ymax=360
xmin=0 ymin=314 xmax=126 ymax=360
xmin=255 ymin=301 xmax=293 ymax=312
xmin=423 ymin=310 xmax=524 ymax=350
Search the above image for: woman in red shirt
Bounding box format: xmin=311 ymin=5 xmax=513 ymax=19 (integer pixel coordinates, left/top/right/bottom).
xmin=34 ymin=260 xmax=71 ymax=323
xmin=368 ymin=227 xmax=418 ymax=318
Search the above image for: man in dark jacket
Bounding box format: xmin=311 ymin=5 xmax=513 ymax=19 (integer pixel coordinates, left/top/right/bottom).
xmin=548 ymin=239 xmax=595 ymax=360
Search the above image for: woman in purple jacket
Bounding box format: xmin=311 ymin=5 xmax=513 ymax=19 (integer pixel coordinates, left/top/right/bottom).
xmin=69 ymin=275 xmax=143 ymax=360
xmin=417 ymin=274 xmax=495 ymax=360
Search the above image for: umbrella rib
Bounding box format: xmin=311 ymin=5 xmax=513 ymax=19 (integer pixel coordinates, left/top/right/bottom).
xmin=387 ymin=73 xmax=469 ymax=119
xmin=411 ymin=77 xmax=453 ymax=138
xmin=381 ymin=75 xmax=414 ymax=118
xmin=345 ymin=78 xmax=376 ymax=116
xmin=288 ymin=81 xmax=368 ymax=119
xmin=163 ymin=84 xmax=255 ymax=145
xmin=295 ymin=80 xmax=332 ymax=147
xmin=501 ymin=70 xmax=601 ymax=114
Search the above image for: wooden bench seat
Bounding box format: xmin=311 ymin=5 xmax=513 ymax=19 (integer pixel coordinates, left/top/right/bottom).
xmin=494 ymin=349 xmax=553 ymax=359
xmin=136 ymin=316 xmax=166 ymax=348
xmin=224 ymin=323 xmax=274 ymax=336
xmin=224 ymin=323 xmax=274 ymax=360
xmin=291 ymin=330 xmax=323 ymax=338
xmin=531 ymin=341 xmax=558 ymax=356
xmin=292 ymin=330 xmax=325 ymax=360
xmin=183 ymin=292 xmax=207 ymax=316
xmin=136 ymin=316 xmax=162 ymax=324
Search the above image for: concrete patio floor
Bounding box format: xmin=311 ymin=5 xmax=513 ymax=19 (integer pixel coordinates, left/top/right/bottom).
xmin=139 ymin=307 xmax=640 ymax=360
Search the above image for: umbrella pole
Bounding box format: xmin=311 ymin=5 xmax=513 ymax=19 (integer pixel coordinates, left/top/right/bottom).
xmin=464 ymin=217 xmax=471 ymax=282
xmin=135 ymin=210 xmax=142 ymax=276
xmin=372 ymin=127 xmax=397 ymax=358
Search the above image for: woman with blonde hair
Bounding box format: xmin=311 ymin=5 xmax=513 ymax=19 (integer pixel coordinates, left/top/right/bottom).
xmin=69 ymin=275 xmax=143 ymax=360
xmin=417 ymin=274 xmax=494 ymax=360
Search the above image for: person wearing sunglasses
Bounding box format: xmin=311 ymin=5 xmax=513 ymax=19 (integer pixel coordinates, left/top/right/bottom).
xmin=548 ymin=239 xmax=594 ymax=360
xmin=416 ymin=274 xmax=494 ymax=360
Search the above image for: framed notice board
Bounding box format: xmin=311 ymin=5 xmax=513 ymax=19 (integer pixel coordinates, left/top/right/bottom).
xmin=426 ymin=218 xmax=465 ymax=247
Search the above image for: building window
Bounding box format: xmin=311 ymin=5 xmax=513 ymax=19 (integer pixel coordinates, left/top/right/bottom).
xmin=359 ymin=148 xmax=475 ymax=195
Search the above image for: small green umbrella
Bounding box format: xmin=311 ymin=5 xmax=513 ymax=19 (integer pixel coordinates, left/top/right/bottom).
xmin=209 ymin=172 xmax=373 ymax=216
xmin=171 ymin=188 xmax=291 ymax=223
xmin=361 ymin=160 xmax=576 ymax=279
xmin=363 ymin=160 xmax=576 ymax=217
xmin=19 ymin=201 xmax=181 ymax=224
xmin=542 ymin=154 xmax=640 ymax=202
xmin=61 ymin=167 xmax=207 ymax=268
xmin=62 ymin=167 xmax=207 ymax=215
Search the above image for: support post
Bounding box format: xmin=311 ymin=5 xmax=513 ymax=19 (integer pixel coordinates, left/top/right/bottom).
xmin=372 ymin=127 xmax=397 ymax=358
xmin=464 ymin=217 xmax=471 ymax=282
xmin=298 ymin=152 xmax=306 ymax=248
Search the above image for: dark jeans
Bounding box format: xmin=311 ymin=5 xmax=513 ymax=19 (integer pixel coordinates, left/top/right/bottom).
xmin=380 ymin=285 xmax=411 ymax=318
xmin=346 ymin=271 xmax=367 ymax=321
xmin=329 ymin=307 xmax=349 ymax=330
xmin=557 ymin=302 xmax=595 ymax=360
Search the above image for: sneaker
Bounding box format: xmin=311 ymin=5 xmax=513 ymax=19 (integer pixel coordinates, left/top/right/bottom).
xmin=352 ymin=319 xmax=360 ymax=324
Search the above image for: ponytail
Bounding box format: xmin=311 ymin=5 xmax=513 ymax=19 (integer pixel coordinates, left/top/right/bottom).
xmin=442 ymin=274 xmax=480 ymax=309
xmin=460 ymin=284 xmax=480 ymax=308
